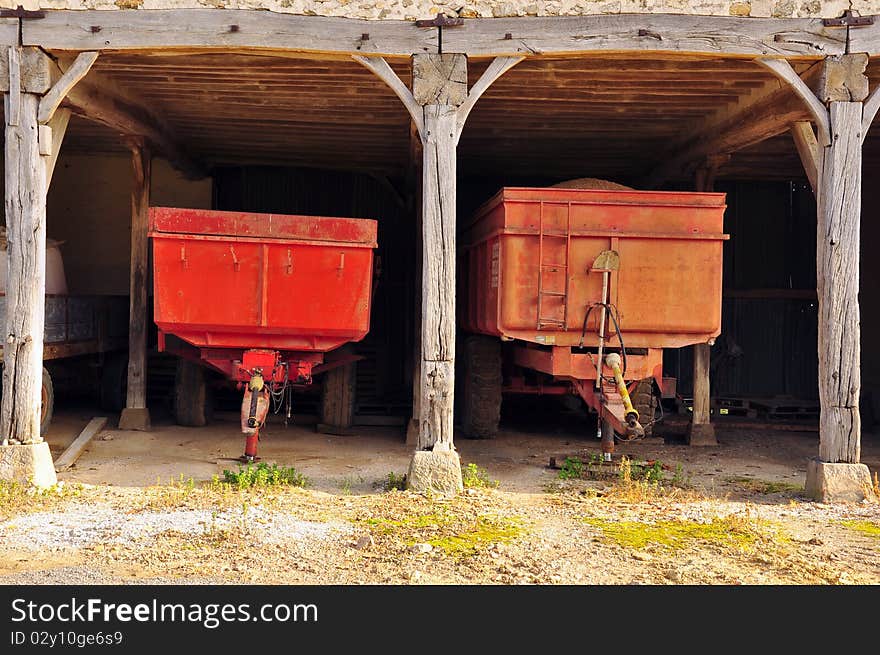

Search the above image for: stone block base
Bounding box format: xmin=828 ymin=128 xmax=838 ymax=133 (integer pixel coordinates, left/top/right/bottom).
xmin=118 ymin=407 xmax=151 ymax=431
xmin=407 ymin=445 xmax=463 ymax=496
xmin=805 ymin=459 xmax=877 ymax=503
xmin=0 ymin=442 xmax=57 ymax=488
xmin=687 ymin=422 xmax=717 ymax=446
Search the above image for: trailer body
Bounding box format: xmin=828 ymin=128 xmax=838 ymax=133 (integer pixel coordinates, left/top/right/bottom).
xmin=460 ymin=187 xmax=728 ymax=448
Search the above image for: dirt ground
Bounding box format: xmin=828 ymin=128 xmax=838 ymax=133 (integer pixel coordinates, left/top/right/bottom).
xmin=1 ymin=401 xmax=878 ymax=585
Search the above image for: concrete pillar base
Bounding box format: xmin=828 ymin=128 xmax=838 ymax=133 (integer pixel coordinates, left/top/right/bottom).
xmin=406 ymin=444 xmax=463 ymax=496
xmin=687 ymin=422 xmax=717 ymax=446
xmin=0 ymin=442 xmax=57 ymax=488
xmin=805 ymin=459 xmax=877 ymax=503
xmin=118 ymin=407 xmax=151 ymax=431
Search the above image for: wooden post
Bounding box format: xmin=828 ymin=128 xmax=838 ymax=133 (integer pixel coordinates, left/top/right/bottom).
xmin=0 ymin=46 xmax=96 ymax=487
xmin=687 ymin=155 xmax=727 ymax=446
xmin=815 ymin=101 xmax=861 ymax=464
xmin=406 ymin=120 xmax=423 ymax=446
xmin=2 ymin=50 xmax=49 ymax=446
xmin=353 ymin=52 xmax=522 ymax=494
xmin=760 ymin=54 xmax=878 ymax=501
xmin=118 ymin=139 xmax=152 ymax=431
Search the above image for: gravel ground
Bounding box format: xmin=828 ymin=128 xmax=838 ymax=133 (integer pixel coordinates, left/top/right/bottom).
xmin=1 ymin=478 xmax=877 ymax=585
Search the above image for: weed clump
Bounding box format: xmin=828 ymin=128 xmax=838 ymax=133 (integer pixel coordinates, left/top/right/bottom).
xmin=381 ymin=472 xmax=406 ymax=492
xmin=222 ymin=462 xmax=308 ymax=489
xmin=462 ymin=463 xmax=499 ymax=489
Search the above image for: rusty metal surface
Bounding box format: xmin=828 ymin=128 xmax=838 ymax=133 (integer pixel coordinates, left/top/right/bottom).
xmin=460 ymin=187 xmax=728 ymax=350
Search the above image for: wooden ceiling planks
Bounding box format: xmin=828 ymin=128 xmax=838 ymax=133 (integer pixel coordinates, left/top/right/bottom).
xmin=56 ymin=51 xmax=880 ymax=182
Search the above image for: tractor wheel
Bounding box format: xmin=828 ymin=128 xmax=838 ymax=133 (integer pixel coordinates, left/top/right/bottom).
xmin=631 ymin=378 xmax=659 ymax=438
xmin=40 ymin=367 xmax=54 ymax=437
xmin=460 ymin=334 xmax=502 ymax=439
xmin=173 ymin=359 xmax=212 ymax=427
xmin=99 ymin=352 xmax=128 ymax=412
xmin=320 ymin=346 xmax=356 ymax=430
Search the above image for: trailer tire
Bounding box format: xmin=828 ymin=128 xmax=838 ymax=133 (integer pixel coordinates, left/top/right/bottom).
xmin=99 ymin=352 xmax=128 ymax=412
xmin=40 ymin=367 xmax=54 ymax=437
xmin=174 ymin=359 xmax=211 ymax=427
xmin=631 ymin=378 xmax=658 ymax=438
xmin=460 ymin=334 xmax=502 ymax=439
xmin=320 ymin=346 xmax=356 ymax=430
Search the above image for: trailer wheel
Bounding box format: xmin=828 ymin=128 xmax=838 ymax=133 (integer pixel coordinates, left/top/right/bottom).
xmin=460 ymin=334 xmax=502 ymax=439
xmin=320 ymin=346 xmax=356 ymax=431
xmin=631 ymin=378 xmax=658 ymax=438
xmin=174 ymin=359 xmax=211 ymax=427
xmin=40 ymin=367 xmax=54 ymax=437
xmin=99 ymin=352 xmax=128 ymax=412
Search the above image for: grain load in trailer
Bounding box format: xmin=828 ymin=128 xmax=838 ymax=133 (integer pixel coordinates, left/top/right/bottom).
xmin=150 ymin=207 xmax=378 ymax=462
xmin=459 ymin=187 xmax=728 ymax=458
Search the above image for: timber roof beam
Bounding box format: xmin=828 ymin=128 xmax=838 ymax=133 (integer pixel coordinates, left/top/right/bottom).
xmin=642 ymin=61 xmax=825 ymax=188
xmin=51 ymin=55 xmax=207 ymax=178
xmin=21 ymin=10 xmax=858 ymax=59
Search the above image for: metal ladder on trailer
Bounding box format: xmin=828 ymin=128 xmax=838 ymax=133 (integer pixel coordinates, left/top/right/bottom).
xmin=536 ymin=201 xmax=572 ymax=330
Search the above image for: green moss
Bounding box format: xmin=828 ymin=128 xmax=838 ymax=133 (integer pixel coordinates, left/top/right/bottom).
xmin=362 ymin=513 xmax=453 ymax=534
xmin=584 ymin=516 xmax=761 ymax=550
xmin=839 ymin=520 xmax=880 ymax=538
xmin=425 ymin=516 xmax=525 ymax=556
xmin=725 ymin=476 xmax=803 ymax=495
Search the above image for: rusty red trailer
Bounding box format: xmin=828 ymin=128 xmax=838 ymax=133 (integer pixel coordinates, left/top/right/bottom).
xmin=459 ymin=187 xmax=728 ymax=454
xmin=150 ymin=207 xmax=378 ymax=460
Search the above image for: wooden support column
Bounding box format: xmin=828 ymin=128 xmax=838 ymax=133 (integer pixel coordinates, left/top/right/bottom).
xmin=0 ymin=47 xmax=96 ymax=487
xmin=2 ymin=48 xmax=50 ymax=447
xmin=118 ymin=138 xmax=151 ymax=431
xmin=687 ymin=155 xmax=727 ymax=447
xmin=354 ymin=52 xmax=522 ymax=494
xmin=760 ymin=53 xmax=879 ymax=502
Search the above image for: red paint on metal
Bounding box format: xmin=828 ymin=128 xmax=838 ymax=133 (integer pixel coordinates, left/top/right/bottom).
xmin=150 ymin=207 xmax=377 ymax=355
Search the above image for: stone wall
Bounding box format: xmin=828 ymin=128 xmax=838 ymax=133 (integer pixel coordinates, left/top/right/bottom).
xmin=0 ymin=0 xmax=878 ymax=22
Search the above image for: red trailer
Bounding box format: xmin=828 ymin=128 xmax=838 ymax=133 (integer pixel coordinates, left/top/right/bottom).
xmin=150 ymin=207 xmax=377 ymax=461
xmin=459 ymin=187 xmax=728 ymax=457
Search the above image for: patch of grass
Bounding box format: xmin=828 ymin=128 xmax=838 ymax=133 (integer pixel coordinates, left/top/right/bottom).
xmin=584 ymin=515 xmax=763 ymax=551
xmin=425 ymin=516 xmax=524 ymax=557
xmin=725 ymin=476 xmax=803 ymax=495
xmin=839 ymin=519 xmax=880 ymax=539
xmin=379 ymin=471 xmax=406 ymax=492
xmin=222 ymin=462 xmax=308 ymax=489
xmin=557 ymin=457 xmax=584 ymax=480
xmin=0 ymin=480 xmax=84 ymax=518
xmin=462 ymin=463 xmax=499 ymax=489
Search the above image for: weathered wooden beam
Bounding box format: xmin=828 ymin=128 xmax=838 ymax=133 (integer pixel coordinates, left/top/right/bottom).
xmin=862 ymin=85 xmax=880 ymax=142
xmin=23 ymin=11 xmax=852 ymax=58
xmin=686 ymin=157 xmax=724 ymax=447
xmin=43 ymin=107 xmax=71 ymax=189
xmin=2 ymin=48 xmax=48 ymax=445
xmin=456 ymin=56 xmax=524 ymax=141
xmin=791 ymin=120 xmax=819 ymax=193
xmin=54 ymin=417 xmax=108 ymax=471
xmin=643 ymin=61 xmax=823 ymax=188
xmin=38 ymin=51 xmax=99 ymax=124
xmin=756 ymin=58 xmax=830 ymax=144
xmin=118 ymin=139 xmax=151 ymax=432
xmin=352 ymin=55 xmax=423 ymax=136
xmin=54 ymin=59 xmax=206 ymax=179
xmin=816 ymin=101 xmax=862 ymax=464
